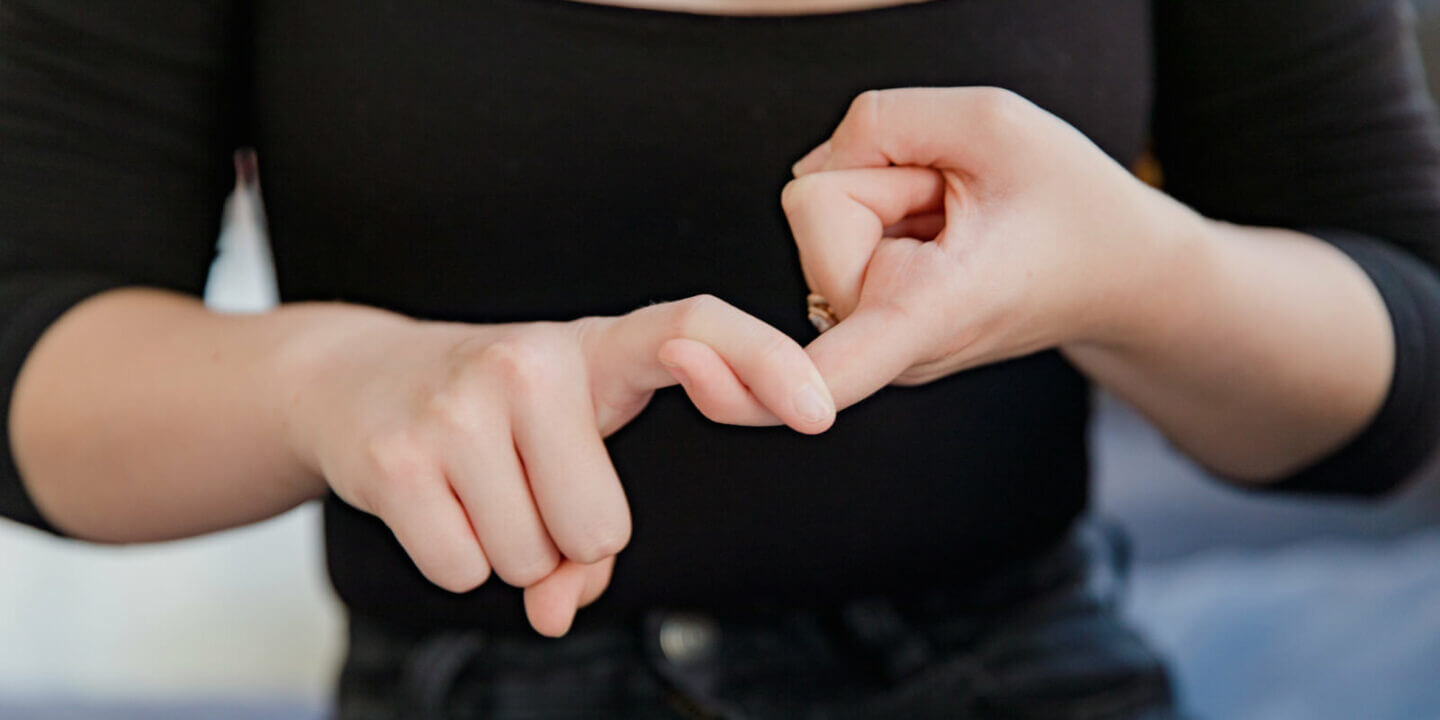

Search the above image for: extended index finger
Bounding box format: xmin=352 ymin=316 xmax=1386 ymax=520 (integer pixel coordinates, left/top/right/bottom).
xmin=595 ymin=296 xmax=836 ymax=434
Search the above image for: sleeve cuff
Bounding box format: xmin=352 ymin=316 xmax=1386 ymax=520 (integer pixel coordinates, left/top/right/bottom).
xmin=1265 ymin=228 xmax=1440 ymax=496
xmin=0 ymin=274 xmax=130 ymax=534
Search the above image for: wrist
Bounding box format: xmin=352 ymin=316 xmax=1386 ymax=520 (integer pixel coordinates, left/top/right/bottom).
xmin=1068 ymin=188 xmax=1216 ymax=354
xmin=270 ymin=302 xmax=417 ymax=481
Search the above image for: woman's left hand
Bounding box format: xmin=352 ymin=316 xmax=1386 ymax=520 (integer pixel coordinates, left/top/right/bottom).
xmin=783 ymin=87 xmax=1192 ymax=409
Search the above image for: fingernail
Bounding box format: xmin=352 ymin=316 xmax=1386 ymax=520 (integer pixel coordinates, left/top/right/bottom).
xmin=793 ymin=383 xmax=833 ymax=424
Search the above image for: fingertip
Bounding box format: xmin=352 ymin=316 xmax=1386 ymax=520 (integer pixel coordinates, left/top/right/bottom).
xmin=791 ymin=416 xmax=836 ymax=436
xmin=806 ymin=412 xmax=838 ymax=435
xmin=789 ymin=382 xmax=837 ymax=435
xmin=525 ymin=579 xmax=581 ymax=638
xmin=529 ymin=605 xmax=576 ymax=639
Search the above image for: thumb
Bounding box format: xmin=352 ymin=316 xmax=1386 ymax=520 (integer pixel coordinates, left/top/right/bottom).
xmin=523 ymin=557 xmax=616 ymax=638
xmin=805 ymin=304 xmax=924 ymax=411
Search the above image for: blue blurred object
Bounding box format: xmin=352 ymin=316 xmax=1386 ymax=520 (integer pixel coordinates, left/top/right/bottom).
xmin=1127 ymin=531 xmax=1440 ymax=720
xmin=1093 ymin=385 xmax=1440 ymax=720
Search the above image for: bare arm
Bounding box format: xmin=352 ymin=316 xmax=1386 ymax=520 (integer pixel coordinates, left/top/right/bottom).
xmin=10 ymin=288 xmax=371 ymax=541
xmin=1061 ymin=216 xmax=1394 ymax=482
xmin=8 ymin=286 xmax=834 ymax=635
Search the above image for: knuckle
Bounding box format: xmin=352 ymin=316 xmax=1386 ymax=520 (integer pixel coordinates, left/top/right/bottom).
xmin=569 ymin=316 xmax=606 ymax=359
xmin=497 ymin=551 xmax=561 ymax=588
xmin=832 ymin=89 xmax=885 ymax=152
xmin=846 ymin=89 xmax=885 ymax=135
xmin=780 ymin=175 xmax=827 ymax=216
xmin=591 ymin=525 xmax=632 ymax=559
xmin=565 ymin=517 xmax=632 ymax=564
xmin=779 ymin=179 xmax=802 ymax=214
xmin=424 ymin=389 xmax=480 ymax=434
xmin=478 ymin=335 xmax=561 ymax=392
xmin=363 ymin=430 xmax=429 ymax=491
xmin=672 ymin=293 xmax=726 ymax=337
xmin=968 ymin=87 xmax=1027 ymax=133
xmin=430 ymin=559 xmax=491 ymax=594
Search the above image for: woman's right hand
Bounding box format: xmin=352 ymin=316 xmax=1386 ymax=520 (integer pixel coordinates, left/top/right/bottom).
xmin=281 ymin=295 xmax=835 ymax=636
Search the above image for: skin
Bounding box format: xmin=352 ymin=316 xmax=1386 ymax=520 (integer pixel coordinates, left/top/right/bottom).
xmin=785 ymin=87 xmax=1393 ymax=482
xmin=12 ymin=292 xmax=835 ymax=637
xmin=7 ymin=2 xmax=1396 ymax=637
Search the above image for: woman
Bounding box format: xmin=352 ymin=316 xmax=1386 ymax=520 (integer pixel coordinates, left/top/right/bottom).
xmin=2 ymin=0 xmax=1437 ymax=717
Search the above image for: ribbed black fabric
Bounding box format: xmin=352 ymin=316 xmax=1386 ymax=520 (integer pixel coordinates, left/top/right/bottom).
xmin=1 ymin=0 xmax=1437 ymax=631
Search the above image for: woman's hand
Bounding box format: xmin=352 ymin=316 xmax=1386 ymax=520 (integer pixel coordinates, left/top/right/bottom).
xmin=783 ymin=87 xmax=1187 ymax=409
xmin=783 ymin=87 xmax=1395 ymax=483
xmin=282 ymin=295 xmax=835 ymax=636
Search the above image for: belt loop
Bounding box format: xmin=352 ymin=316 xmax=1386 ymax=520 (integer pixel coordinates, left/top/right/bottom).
xmin=642 ymin=610 xmax=749 ymax=720
xmin=1084 ymin=517 xmax=1134 ymax=611
xmin=838 ymin=597 xmax=932 ymax=683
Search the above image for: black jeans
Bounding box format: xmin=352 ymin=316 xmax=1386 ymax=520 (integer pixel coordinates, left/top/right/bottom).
xmin=336 ymin=522 xmax=1182 ymax=720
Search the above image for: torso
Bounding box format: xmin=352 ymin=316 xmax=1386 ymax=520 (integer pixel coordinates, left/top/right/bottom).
xmin=251 ymin=0 xmax=1154 ymax=630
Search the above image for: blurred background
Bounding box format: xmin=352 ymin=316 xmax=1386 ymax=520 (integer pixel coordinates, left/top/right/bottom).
xmin=4 ymin=4 xmax=1440 ymax=719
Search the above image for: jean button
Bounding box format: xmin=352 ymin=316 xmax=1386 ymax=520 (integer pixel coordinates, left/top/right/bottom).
xmin=658 ymin=612 xmax=719 ymax=665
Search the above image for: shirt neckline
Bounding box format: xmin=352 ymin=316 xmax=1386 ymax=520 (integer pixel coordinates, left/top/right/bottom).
xmin=520 ymin=0 xmax=957 ymax=23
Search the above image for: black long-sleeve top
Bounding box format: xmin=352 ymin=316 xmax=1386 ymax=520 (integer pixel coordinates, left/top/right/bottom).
xmin=2 ymin=0 xmax=1439 ymax=631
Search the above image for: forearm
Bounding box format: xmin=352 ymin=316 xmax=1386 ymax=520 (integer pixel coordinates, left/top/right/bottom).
xmin=1063 ymin=207 xmax=1395 ymax=482
xmin=8 ymin=287 xmax=405 ymax=541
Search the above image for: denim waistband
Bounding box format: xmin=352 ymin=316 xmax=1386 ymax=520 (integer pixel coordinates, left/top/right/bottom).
xmin=336 ymin=520 xmax=1181 ymax=720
